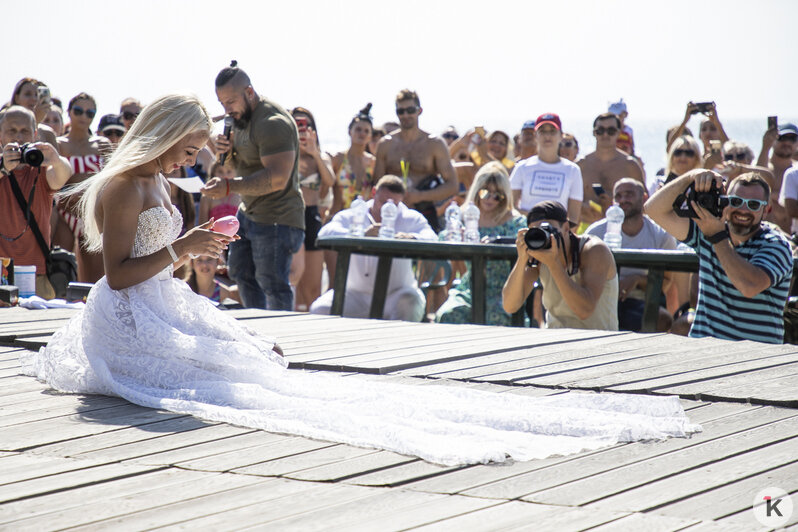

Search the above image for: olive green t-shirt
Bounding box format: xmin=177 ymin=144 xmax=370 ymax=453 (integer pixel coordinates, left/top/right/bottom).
xmin=231 ymin=96 xmax=304 ymax=229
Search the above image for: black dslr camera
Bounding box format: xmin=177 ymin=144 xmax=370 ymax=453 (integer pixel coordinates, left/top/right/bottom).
xmin=673 ymin=179 xmax=729 ymax=218
xmin=19 ymin=143 xmax=44 ymax=167
xmin=524 ymin=222 xmax=562 ymax=250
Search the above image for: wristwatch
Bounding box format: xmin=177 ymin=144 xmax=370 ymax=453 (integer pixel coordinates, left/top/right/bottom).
xmin=706 ymin=228 xmax=730 ymax=244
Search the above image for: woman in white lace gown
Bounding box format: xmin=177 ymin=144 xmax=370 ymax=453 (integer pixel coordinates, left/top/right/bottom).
xmin=22 ymin=93 xmax=701 ymax=466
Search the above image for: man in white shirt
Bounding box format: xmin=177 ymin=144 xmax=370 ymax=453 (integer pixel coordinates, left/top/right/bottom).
xmin=509 ymin=113 xmax=583 ymax=225
xmin=586 ymin=178 xmax=677 ymax=331
xmin=310 ymin=175 xmax=437 ymax=321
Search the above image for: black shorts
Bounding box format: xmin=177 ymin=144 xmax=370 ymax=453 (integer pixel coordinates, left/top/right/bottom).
xmin=304 ymin=205 xmax=323 ymax=251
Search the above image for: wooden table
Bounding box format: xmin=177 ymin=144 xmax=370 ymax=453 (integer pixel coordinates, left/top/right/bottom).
xmin=317 ymin=236 xmax=699 ymax=332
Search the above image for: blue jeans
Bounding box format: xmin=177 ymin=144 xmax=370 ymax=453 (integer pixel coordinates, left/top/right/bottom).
xmin=228 ymin=214 xmax=304 ymax=310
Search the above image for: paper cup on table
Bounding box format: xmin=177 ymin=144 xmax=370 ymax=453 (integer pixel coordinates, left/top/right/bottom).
xmin=14 ymin=265 xmax=36 ymax=298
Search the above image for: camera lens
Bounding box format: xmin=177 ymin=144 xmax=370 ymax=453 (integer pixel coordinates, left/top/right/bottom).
xmin=524 ymin=227 xmax=552 ymax=250
xmin=19 ymin=144 xmax=44 ymax=167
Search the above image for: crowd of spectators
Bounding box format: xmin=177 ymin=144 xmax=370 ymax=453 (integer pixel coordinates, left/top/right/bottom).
xmin=0 ymin=71 xmax=795 ymax=344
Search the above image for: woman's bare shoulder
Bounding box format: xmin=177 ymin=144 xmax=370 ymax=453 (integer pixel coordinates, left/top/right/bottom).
xmin=98 ymin=174 xmax=146 ymax=212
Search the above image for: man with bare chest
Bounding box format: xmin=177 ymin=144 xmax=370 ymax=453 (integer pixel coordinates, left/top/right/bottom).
xmin=54 ymin=92 xmax=111 ymax=283
xmin=374 ymin=89 xmax=457 ymax=231
xmin=578 ymin=112 xmax=644 ymax=226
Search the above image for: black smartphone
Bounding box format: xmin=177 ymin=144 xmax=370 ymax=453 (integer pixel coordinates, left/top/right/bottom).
xmin=695 ymin=102 xmax=714 ymax=114
xmin=768 ymin=116 xmax=778 ymax=130
xmin=592 ymin=183 xmax=606 ymax=197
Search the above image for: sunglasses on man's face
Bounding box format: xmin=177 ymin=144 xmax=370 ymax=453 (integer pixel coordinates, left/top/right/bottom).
xmin=103 ymin=129 xmax=124 ymax=138
xmin=560 ymin=140 xmax=576 ymax=148
xmin=443 ymin=133 xmax=458 ymax=140
xmin=778 ymin=134 xmax=798 ymax=143
xmin=724 ymin=152 xmax=747 ymax=161
xmin=673 ymin=148 xmax=696 ymax=158
xmin=396 ymin=106 xmax=418 ymax=116
xmin=122 ymin=111 xmax=140 ymax=121
xmin=727 ymin=195 xmax=765 ymax=212
xmin=478 ymin=189 xmax=506 ymax=202
xmin=594 ymin=126 xmax=618 ymax=136
xmin=72 ymin=105 xmax=96 ymax=119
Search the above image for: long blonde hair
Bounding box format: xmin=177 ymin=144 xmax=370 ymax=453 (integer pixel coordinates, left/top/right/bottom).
xmin=66 ymin=93 xmax=213 ymax=252
xmin=665 ymin=135 xmax=702 ymax=177
xmin=465 ymin=161 xmax=514 ymax=224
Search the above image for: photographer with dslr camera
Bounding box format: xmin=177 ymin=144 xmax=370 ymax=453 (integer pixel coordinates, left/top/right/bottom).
xmin=645 ymin=169 xmax=793 ymax=344
xmin=502 ymin=200 xmax=619 ymax=330
xmin=0 ymin=106 xmax=72 ymax=298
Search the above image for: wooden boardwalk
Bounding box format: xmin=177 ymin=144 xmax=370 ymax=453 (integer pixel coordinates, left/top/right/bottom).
xmin=2 ymin=307 xmax=798 ymax=531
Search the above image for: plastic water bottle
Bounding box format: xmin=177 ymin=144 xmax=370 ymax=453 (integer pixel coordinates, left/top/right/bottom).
xmin=444 ymin=202 xmax=463 ymax=242
xmin=463 ymin=201 xmax=480 ymax=243
xmin=604 ymin=204 xmax=625 ymax=250
xmin=378 ymin=199 xmax=397 ymax=238
xmin=349 ymin=195 xmax=366 ymax=236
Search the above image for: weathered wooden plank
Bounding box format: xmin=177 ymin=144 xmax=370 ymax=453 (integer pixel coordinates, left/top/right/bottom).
xmin=409 ymin=499 xmax=630 ymax=532
xmin=396 ymin=331 xmax=672 ymax=381
xmin=458 ymin=404 xmax=790 ymax=502
xmin=651 ymin=459 xmax=798 ymax=521
xmin=514 ymin=339 xmax=765 ymax=389
xmin=31 ymin=418 xmax=244 ymax=460
xmin=329 ymin=330 xmax=627 ymax=374
xmin=124 ymin=430 xmax=298 ymax=467
xmin=285 ymin=450 xmax=417 ymax=482
xmin=1 ymin=404 xmax=189 ymax=451
xmin=246 ymin=489 xmax=492 ymax=532
xmin=598 ymin=345 xmax=798 ymax=393
xmin=535 ymin=418 xmax=798 ymax=511
xmin=0 ymin=395 xmax=128 ymax=427
xmin=402 ymin=402 xmax=743 ymax=496
xmin=0 ymin=459 xmax=160 ymax=503
xmin=586 ymin=512 xmax=705 ymax=532
xmin=677 ymin=368 xmax=798 ymax=405
xmin=232 ymin=444 xmax=381 ymax=477
xmin=173 ymin=436 xmax=336 ymax=472
xmin=0 ymin=467 xmax=216 ymax=526
xmin=74 ymin=480 xmax=375 ymax=531
xmin=4 ymin=470 xmax=271 ymax=531
xmin=0 ymin=378 xmax=47 ymax=397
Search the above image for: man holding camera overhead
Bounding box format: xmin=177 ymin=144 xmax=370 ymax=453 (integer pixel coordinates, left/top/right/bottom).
xmin=502 ymin=200 xmax=618 ymax=330
xmin=645 ymin=169 xmax=792 ymax=344
xmin=0 ymin=106 xmax=72 ymax=298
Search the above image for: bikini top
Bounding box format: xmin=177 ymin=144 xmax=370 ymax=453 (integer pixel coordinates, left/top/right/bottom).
xmin=299 ymin=172 xmax=321 ymax=191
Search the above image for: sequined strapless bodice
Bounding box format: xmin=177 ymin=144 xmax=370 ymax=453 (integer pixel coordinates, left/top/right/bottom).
xmin=131 ymin=206 xmax=183 ymax=259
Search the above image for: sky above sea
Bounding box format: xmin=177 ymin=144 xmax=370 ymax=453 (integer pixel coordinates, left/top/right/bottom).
xmin=7 ymin=0 xmax=796 ymax=173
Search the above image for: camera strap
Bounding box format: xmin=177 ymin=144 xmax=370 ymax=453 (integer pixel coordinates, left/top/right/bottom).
xmin=6 ymin=168 xmax=50 ymax=261
xmin=567 ymin=233 xmax=581 ymax=276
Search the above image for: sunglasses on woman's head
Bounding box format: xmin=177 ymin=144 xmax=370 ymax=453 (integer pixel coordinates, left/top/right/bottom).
xmin=478 ymin=189 xmax=505 ymax=201
xmin=673 ymin=148 xmax=696 ymax=158
xmin=724 ymin=152 xmax=747 ymax=161
xmin=727 ymin=195 xmax=765 ymax=212
xmin=72 ymin=105 xmax=96 ymax=119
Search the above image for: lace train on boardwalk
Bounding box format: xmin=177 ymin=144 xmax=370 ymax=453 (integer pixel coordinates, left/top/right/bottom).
xmin=21 ymin=206 xmax=701 ymax=466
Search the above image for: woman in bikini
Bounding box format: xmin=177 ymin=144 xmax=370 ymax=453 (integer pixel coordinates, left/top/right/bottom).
xmin=330 ymin=104 xmax=376 ymax=216
xmin=290 ymin=107 xmax=335 ymax=311
xmin=55 ymin=92 xmax=112 ymax=283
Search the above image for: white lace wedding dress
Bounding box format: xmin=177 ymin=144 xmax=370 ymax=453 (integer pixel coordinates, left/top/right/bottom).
xmin=22 ymin=206 xmax=701 ymax=466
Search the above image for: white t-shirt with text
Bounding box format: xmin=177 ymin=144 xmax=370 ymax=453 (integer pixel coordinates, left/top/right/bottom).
xmin=509 ymin=156 xmax=583 ymax=212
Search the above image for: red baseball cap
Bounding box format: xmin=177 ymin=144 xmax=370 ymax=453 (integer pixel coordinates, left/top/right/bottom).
xmin=534 ymin=113 xmax=562 ymax=131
